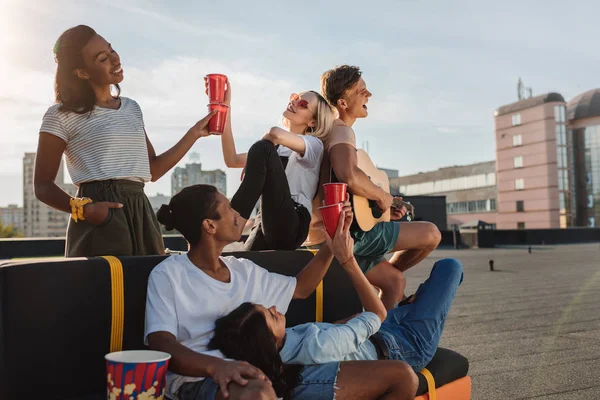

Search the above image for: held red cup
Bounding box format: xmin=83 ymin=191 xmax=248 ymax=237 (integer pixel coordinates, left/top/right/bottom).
xmin=105 ymin=350 xmax=171 ymax=400
xmin=207 ymin=103 xmax=229 ymax=134
xmin=323 ymin=183 xmax=348 ymax=205
xmin=206 ymin=73 xmax=228 ymax=103
xmin=319 ymin=203 xmax=344 ymax=239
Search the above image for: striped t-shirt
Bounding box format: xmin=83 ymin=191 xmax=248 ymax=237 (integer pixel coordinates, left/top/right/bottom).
xmin=39 ymin=97 xmax=152 ymax=185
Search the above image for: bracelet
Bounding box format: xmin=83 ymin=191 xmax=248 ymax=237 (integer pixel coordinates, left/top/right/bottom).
xmin=340 ymin=256 xmax=354 ymax=266
xmin=70 ymin=197 xmax=93 ymax=222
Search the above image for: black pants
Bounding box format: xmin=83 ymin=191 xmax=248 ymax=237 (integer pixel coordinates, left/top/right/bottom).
xmin=231 ymin=139 xmax=311 ymax=251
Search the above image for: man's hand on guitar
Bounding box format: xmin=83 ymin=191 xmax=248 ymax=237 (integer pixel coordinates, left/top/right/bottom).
xmin=376 ymin=192 xmax=394 ymax=213
xmin=391 ymin=197 xmax=408 ymax=220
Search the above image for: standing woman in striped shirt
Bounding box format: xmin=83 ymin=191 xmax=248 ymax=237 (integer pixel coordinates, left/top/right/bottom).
xmin=34 ymin=25 xmax=216 ymax=257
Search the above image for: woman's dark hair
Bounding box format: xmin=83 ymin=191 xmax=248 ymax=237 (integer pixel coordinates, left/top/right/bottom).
xmin=208 ymin=303 xmax=302 ymax=399
xmin=54 ymin=25 xmax=121 ymax=114
xmin=156 ymin=184 xmax=221 ymax=246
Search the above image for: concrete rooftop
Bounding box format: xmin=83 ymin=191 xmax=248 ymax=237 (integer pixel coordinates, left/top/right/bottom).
xmin=404 ymin=243 xmax=600 ymax=400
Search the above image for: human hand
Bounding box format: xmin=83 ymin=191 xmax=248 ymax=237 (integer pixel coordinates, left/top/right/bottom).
xmin=376 ymin=192 xmax=393 ymax=213
xmin=210 ymin=359 xmax=270 ymax=398
xmin=187 ymin=110 xmax=218 ymax=139
xmin=204 ymin=77 xmax=231 ymax=106
xmin=323 ymin=203 xmax=354 ymax=265
xmin=262 ymin=127 xmax=282 ymax=143
xmin=390 ymin=197 xmax=408 ymax=220
xmin=83 ymin=201 xmax=123 ymax=226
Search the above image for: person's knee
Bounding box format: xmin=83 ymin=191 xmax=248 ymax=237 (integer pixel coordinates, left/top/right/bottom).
xmin=248 ymin=139 xmax=276 ymax=157
xmin=426 ymin=223 xmax=442 ymax=248
xmin=434 ymin=258 xmax=464 ymax=286
xmin=386 ymin=361 xmax=418 ymax=399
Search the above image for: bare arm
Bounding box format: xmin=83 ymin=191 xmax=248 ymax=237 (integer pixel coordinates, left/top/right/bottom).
xmin=293 ymin=244 xmax=334 ymax=299
xmin=329 ymin=143 xmax=393 ymax=211
xmin=148 ymin=331 xmax=269 ymax=398
xmin=220 ymin=109 xmax=247 ymax=168
xmin=263 ymin=127 xmax=306 ymax=156
xmin=34 ymin=133 xmax=72 ymax=213
xmin=330 ymin=143 xmax=389 ymax=203
xmin=324 ymin=205 xmax=386 ymax=322
xmin=146 ymin=111 xmax=215 ymax=182
xmin=341 ymin=258 xmax=386 ymax=322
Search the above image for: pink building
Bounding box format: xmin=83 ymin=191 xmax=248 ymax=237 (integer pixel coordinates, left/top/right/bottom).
xmin=494 ymin=93 xmax=567 ymax=229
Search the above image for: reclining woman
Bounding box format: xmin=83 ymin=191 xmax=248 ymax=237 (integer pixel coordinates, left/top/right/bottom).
xmin=209 ymin=209 xmax=463 ymax=391
xmin=211 ymin=79 xmax=336 ymax=250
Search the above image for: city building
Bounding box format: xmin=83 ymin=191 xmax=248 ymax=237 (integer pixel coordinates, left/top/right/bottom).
xmin=147 ymin=193 xmax=171 ymax=214
xmin=567 ymin=89 xmax=600 ymax=228
xmin=495 ymin=93 xmax=567 ymax=229
xmin=389 ymin=161 xmax=497 ymax=230
xmin=379 ymin=167 xmax=399 ymax=179
xmin=171 ymin=163 xmax=227 ymax=196
xmin=0 ymin=204 xmax=24 ymax=232
xmin=23 ymin=153 xmax=76 ymax=237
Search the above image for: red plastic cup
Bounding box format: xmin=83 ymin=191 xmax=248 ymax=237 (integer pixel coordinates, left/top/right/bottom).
xmin=206 ymin=73 xmax=227 ymax=103
xmin=323 ymin=183 xmax=348 ymax=205
xmin=105 ymin=350 xmax=171 ymax=400
xmin=319 ymin=203 xmax=343 ymax=239
xmin=207 ymin=103 xmax=229 ymax=134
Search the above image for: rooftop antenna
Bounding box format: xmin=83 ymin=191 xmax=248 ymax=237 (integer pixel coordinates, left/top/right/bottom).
xmin=362 ymin=140 xmax=370 ymax=153
xmin=189 ymin=151 xmax=200 ymax=163
xmin=517 ymin=77 xmax=533 ymax=100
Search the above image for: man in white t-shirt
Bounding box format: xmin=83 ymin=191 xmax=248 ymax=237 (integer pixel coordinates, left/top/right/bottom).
xmin=145 ymin=184 xmax=418 ymax=400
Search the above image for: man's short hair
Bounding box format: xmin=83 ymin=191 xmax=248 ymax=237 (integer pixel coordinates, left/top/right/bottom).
xmin=320 ymin=65 xmax=362 ymax=106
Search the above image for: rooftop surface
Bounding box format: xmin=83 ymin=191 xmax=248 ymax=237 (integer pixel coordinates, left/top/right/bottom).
xmin=404 ymin=243 xmax=600 ymax=400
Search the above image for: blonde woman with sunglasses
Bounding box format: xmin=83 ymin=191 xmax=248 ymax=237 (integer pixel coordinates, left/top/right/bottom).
xmin=207 ymin=79 xmax=336 ymax=250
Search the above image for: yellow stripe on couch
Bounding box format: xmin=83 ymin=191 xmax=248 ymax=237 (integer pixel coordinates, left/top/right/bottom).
xmin=101 ymin=256 xmax=124 ymax=353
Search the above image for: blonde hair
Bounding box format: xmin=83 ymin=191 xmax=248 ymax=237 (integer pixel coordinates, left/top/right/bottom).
xmin=283 ymin=91 xmax=337 ymax=141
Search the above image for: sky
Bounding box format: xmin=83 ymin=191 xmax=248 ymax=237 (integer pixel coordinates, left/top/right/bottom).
xmin=0 ymin=0 xmax=598 ymax=207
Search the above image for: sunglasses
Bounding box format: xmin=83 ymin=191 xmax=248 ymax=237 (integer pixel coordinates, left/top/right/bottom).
xmin=289 ymin=93 xmax=312 ymax=111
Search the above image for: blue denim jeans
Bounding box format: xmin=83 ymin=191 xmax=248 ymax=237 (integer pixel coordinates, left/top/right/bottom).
xmin=178 ymin=361 xmax=340 ymax=400
xmin=374 ymin=258 xmax=464 ymax=371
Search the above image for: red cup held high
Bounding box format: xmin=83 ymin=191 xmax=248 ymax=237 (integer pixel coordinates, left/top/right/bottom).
xmin=207 ymin=103 xmax=229 ymax=134
xmin=323 ymin=183 xmax=348 ymax=206
xmin=319 ymin=203 xmax=343 ymax=239
xmin=206 ymin=73 xmax=228 ymax=103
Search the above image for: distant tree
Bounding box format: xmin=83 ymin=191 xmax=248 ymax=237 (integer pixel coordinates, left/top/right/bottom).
xmin=0 ymin=223 xmax=24 ymax=238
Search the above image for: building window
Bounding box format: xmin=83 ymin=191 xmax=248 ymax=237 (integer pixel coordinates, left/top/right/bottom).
xmin=514 ymin=156 xmax=523 ymax=168
xmin=515 ymin=178 xmax=525 ymax=190
xmin=516 ymin=200 xmax=524 ymax=212
xmin=513 ymin=134 xmax=522 ymax=147
xmin=517 ymin=222 xmax=526 ymax=229
xmin=446 ymin=198 xmax=497 ymax=214
xmin=554 ymin=105 xmax=566 ymax=123
xmin=512 ymin=114 xmax=521 ymax=126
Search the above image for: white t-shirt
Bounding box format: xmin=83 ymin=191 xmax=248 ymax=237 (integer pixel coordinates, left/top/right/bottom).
xmin=39 ymin=97 xmax=152 ymax=185
xmin=144 ymin=254 xmax=297 ymax=397
xmin=277 ymin=135 xmax=324 ymax=214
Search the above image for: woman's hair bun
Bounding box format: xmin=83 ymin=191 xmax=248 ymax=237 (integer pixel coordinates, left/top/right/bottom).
xmin=156 ymin=204 xmax=175 ymax=231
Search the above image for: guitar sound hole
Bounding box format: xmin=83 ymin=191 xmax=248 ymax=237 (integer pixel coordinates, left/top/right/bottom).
xmin=369 ymin=200 xmax=383 ymax=218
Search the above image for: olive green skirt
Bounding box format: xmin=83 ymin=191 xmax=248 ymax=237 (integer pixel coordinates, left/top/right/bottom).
xmin=65 ymin=180 xmax=165 ymax=257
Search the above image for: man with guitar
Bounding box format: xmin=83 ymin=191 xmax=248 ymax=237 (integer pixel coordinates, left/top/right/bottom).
xmin=304 ymin=65 xmax=442 ymax=309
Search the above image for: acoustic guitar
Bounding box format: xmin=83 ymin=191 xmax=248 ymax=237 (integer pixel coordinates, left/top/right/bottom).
xmin=352 ymin=149 xmax=415 ymax=232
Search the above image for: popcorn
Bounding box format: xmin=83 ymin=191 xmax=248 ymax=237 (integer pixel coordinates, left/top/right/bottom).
xmin=124 ymin=383 xmax=136 ymax=395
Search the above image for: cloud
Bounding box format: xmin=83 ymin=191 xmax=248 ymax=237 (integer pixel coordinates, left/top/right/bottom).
xmin=96 ymin=1 xmax=278 ymax=44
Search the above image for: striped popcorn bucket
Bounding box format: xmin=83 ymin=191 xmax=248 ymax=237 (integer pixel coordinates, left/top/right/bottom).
xmin=105 ymin=350 xmax=171 ymax=400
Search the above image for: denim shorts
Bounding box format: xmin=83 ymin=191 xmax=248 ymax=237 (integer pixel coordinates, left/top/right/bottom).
xmin=352 ymin=221 xmax=400 ymax=273
xmin=178 ymin=362 xmax=340 ymax=400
